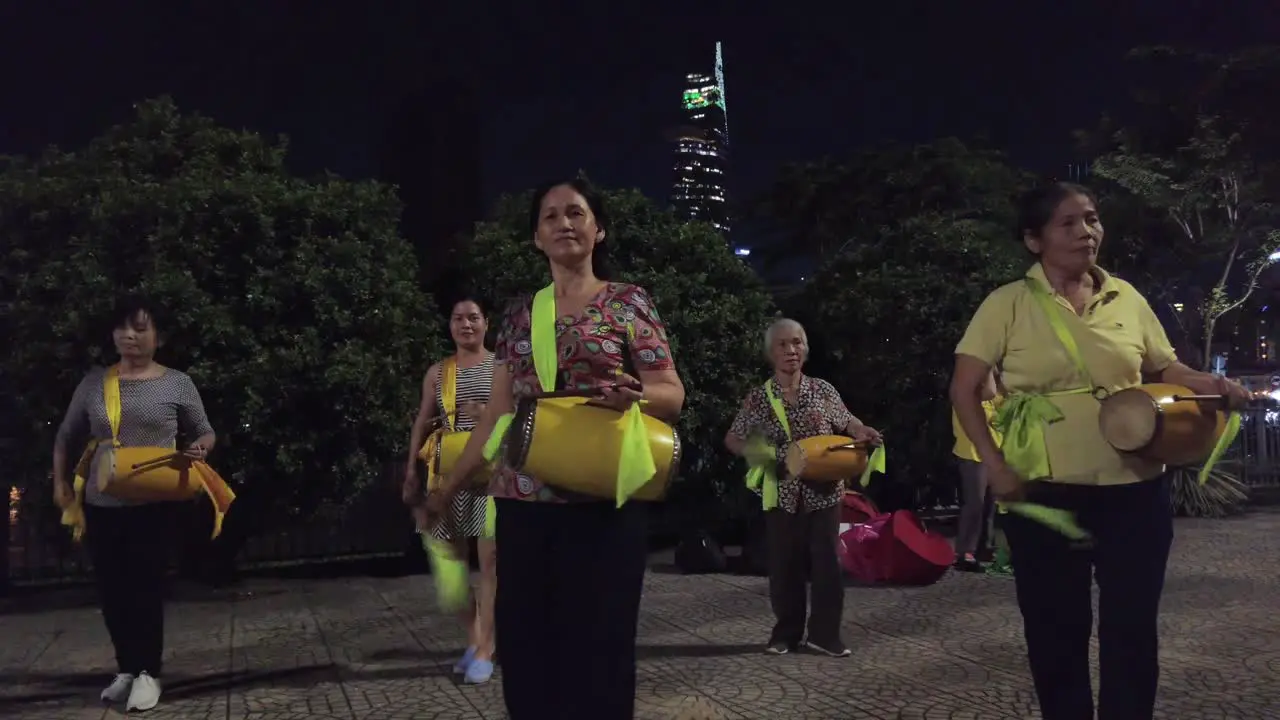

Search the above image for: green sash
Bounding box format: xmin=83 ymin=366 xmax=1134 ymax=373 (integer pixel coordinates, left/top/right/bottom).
xmin=482 ymin=284 xmax=657 ymax=508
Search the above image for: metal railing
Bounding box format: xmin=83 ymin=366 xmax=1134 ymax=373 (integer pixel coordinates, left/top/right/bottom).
xmin=1236 ymin=407 xmax=1280 ymax=489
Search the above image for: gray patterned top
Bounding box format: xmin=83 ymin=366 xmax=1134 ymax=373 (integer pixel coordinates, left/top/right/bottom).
xmin=57 ymin=366 xmax=214 ymax=507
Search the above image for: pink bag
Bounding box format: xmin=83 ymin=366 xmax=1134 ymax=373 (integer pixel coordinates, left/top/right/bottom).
xmin=839 ymin=510 xmax=953 ymax=586
xmin=839 ymin=513 xmax=890 ymax=582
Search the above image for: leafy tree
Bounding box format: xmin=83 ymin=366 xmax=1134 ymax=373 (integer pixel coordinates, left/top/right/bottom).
xmin=457 ymin=185 xmax=775 ymax=526
xmin=1083 ymin=46 xmax=1280 ymax=368
xmin=0 ymin=98 xmax=441 ymax=527
xmin=776 ymin=140 xmax=1030 ymax=507
xmin=756 ymin=138 xmax=1027 ymax=268
xmin=793 ymin=215 xmax=1025 ymax=508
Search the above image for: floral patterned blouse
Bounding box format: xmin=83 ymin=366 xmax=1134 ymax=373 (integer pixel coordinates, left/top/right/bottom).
xmin=491 ymin=282 xmax=676 ymax=502
xmin=728 ymin=375 xmax=855 ymax=514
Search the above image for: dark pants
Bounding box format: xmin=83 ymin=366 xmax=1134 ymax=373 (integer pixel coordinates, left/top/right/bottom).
xmin=494 ymin=498 xmax=648 ymax=720
xmin=1004 ymin=476 xmax=1173 ymax=720
xmin=765 ymin=503 xmax=843 ymax=647
xmin=956 ymin=458 xmax=995 ymax=556
xmin=84 ymin=502 xmax=179 ymax=677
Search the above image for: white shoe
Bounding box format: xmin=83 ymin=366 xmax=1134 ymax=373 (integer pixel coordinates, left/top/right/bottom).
xmin=126 ymin=671 xmax=161 ymax=712
xmin=100 ymin=673 xmax=134 ymax=702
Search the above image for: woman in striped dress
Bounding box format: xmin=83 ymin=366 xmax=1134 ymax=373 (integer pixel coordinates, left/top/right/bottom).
xmin=403 ymin=297 xmax=497 ymax=684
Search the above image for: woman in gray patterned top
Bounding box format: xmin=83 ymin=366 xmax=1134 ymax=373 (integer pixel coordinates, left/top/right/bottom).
xmin=402 ymin=297 xmax=497 ymax=685
xmin=52 ymin=297 xmax=215 ymax=713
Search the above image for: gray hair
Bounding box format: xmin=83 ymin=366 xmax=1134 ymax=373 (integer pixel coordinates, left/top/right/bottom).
xmin=764 ymin=317 xmax=809 ymax=361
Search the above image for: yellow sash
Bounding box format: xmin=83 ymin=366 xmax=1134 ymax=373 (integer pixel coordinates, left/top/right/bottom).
xmin=422 ymin=357 xmax=458 ymax=493
xmin=60 ymin=365 xmax=236 ymax=541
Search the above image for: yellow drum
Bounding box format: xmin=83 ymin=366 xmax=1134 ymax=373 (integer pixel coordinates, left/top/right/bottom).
xmin=418 ymin=429 xmax=490 ymax=490
xmin=1098 ymin=383 xmax=1227 ymax=467
xmin=96 ymin=446 xmax=203 ymax=502
xmin=504 ymin=396 xmax=681 ymax=501
xmin=784 ymin=435 xmax=868 ymax=483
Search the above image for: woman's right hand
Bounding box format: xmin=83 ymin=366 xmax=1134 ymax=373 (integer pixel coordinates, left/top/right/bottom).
xmin=53 ymin=477 xmax=75 ymax=510
xmin=401 ymin=467 xmax=421 ymax=505
xmin=985 ymin=458 xmax=1025 ymax=502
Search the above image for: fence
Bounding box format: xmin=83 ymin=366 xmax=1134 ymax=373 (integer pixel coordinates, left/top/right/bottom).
xmin=1236 ymin=407 xmax=1280 ymax=490
xmin=6 ymin=413 xmax=1280 ymax=590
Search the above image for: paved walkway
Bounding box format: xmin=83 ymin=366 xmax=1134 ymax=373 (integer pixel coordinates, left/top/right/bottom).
xmin=2 ymin=511 xmax=1278 ymax=720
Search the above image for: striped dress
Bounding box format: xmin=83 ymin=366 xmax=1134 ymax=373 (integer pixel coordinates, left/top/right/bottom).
xmin=431 ymin=353 xmax=494 ymax=540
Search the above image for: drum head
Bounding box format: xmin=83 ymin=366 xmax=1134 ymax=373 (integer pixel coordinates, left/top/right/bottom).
xmin=502 ymin=397 xmax=539 ymax=471
xmin=783 ymin=442 xmax=806 ymax=479
xmin=1099 ymin=388 xmax=1159 ymax=452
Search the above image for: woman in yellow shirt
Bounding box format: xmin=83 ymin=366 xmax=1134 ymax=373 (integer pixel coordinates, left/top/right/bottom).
xmin=950 ymin=182 xmax=1249 ymax=720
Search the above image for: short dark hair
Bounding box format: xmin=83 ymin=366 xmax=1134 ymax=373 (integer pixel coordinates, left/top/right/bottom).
xmin=528 ymin=177 xmax=612 ymax=279
xmin=446 ymin=295 xmax=487 ymax=318
xmin=1015 ymin=182 xmax=1097 ymax=243
xmin=108 ymin=294 xmax=166 ymax=334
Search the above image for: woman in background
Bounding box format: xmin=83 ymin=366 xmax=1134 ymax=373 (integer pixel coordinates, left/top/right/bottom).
xmin=402 ymin=297 xmax=497 ymax=685
xmin=53 ymin=297 xmax=215 ymax=713
xmin=951 ymin=369 xmax=1000 ymax=571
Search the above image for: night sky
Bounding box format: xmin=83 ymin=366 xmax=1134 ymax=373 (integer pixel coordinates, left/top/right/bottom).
xmin=1 ymin=0 xmax=1274 ymax=216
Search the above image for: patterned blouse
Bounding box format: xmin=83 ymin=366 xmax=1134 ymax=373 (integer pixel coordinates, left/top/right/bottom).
xmin=728 ymin=375 xmax=855 ymax=514
xmin=491 ymin=282 xmax=676 ymax=502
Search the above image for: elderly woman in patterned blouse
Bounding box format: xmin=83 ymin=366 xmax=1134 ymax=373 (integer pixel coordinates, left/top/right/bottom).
xmin=725 ymin=318 xmax=881 ymax=658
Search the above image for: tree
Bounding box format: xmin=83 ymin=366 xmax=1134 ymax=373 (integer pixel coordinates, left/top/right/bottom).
xmin=457 ymin=185 xmax=776 ymax=528
xmin=756 ymin=138 xmax=1027 ymax=268
xmin=776 ymin=140 xmax=1030 ymax=507
xmin=1084 ymin=46 xmax=1280 ymax=368
xmin=0 ymin=98 xmax=442 ymax=525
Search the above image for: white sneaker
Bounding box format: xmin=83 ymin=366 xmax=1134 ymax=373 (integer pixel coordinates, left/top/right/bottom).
xmin=126 ymin=671 xmax=161 ymax=712
xmin=100 ymin=673 xmax=134 ymax=702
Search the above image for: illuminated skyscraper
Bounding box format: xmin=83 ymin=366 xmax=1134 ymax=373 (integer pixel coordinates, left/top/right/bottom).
xmin=670 ymin=42 xmax=730 ymax=235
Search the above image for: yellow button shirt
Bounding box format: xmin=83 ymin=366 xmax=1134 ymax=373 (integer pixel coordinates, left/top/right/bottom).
xmin=952 ymin=400 xmax=1001 ymax=462
xmin=955 ymin=263 xmax=1177 ymax=486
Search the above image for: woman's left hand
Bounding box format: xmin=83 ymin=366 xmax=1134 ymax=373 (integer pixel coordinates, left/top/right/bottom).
xmin=182 ymin=443 xmax=208 ymax=461
xmin=594 ymin=372 xmax=644 ymax=412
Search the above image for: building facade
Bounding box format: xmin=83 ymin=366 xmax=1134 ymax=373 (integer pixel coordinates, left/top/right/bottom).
xmin=670 ymin=42 xmax=731 ymax=235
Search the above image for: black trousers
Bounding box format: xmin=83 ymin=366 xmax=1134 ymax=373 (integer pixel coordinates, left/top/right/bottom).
xmin=494 ymin=498 xmax=648 ymax=720
xmin=84 ymin=502 xmax=179 ymax=677
xmin=1004 ymin=476 xmax=1173 ymax=720
xmin=765 ymin=503 xmax=843 ymax=647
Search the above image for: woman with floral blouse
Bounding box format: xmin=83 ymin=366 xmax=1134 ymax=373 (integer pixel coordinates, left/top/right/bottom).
xmin=430 ymin=178 xmax=685 ymax=720
xmin=725 ymin=318 xmax=881 ymax=658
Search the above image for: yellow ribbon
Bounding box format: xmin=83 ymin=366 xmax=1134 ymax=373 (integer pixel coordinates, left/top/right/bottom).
xmin=613 ymin=321 xmax=658 ymax=507
xmin=743 ymin=435 xmax=779 ymax=510
xmin=1199 ymin=411 xmax=1242 ymax=485
xmin=742 ymin=381 xmax=793 ymax=510
xmin=858 ymin=444 xmax=887 ymax=488
xmin=423 ymin=535 xmax=470 ymax=612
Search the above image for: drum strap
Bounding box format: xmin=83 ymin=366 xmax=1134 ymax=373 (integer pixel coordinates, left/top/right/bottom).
xmin=61 ymin=366 xmax=123 ymax=541
xmin=440 ymin=356 xmax=458 ymax=430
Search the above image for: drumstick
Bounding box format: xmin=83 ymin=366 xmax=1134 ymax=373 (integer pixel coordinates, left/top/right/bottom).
xmin=532 ymin=381 xmax=643 ymax=400
xmin=130 ymin=452 xmax=186 ymax=471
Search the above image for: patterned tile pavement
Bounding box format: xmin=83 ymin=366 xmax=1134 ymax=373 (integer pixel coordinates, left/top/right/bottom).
xmin=2 ymin=510 xmax=1278 ymax=719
